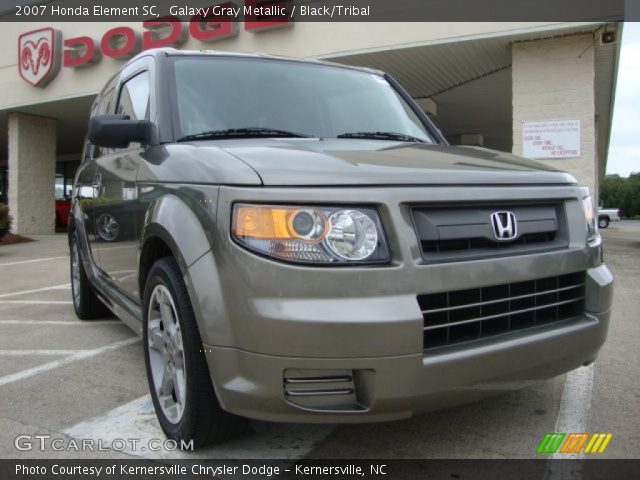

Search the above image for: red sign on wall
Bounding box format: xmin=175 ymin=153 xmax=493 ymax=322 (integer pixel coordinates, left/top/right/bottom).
xmin=18 ymin=28 xmax=62 ymax=88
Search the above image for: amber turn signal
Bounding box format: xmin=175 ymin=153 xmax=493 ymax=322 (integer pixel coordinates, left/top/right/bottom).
xmin=234 ymin=205 xmax=329 ymax=242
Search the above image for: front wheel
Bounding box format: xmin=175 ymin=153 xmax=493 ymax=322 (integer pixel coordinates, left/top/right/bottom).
xmin=598 ymin=216 xmax=610 ymax=229
xmin=143 ymin=257 xmax=246 ymax=448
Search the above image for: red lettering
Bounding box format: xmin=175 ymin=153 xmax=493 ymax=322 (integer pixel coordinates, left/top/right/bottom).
xmin=101 ymin=27 xmax=141 ymax=58
xmin=46 ymin=9 xmax=291 ymax=73
xmin=189 ymin=3 xmax=238 ymax=42
xmin=143 ymin=17 xmax=186 ymax=49
xmin=63 ymin=36 xmax=99 ymax=67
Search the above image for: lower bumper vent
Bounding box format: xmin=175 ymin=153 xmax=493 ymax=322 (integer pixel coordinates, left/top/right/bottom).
xmin=283 ymin=369 xmax=368 ymax=411
xmin=419 ymin=272 xmax=586 ymax=350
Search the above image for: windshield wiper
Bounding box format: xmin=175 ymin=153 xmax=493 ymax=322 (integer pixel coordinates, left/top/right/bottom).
xmin=177 ymin=127 xmax=312 ymax=142
xmin=336 ymin=131 xmax=426 ymax=143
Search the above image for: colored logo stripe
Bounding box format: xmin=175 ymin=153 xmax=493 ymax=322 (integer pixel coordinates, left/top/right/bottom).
xmin=537 ymin=433 xmax=566 ymax=454
xmin=560 ymin=433 xmax=589 ymax=453
xmin=537 ymin=433 xmax=613 ymax=454
xmin=584 ymin=433 xmax=613 ymax=454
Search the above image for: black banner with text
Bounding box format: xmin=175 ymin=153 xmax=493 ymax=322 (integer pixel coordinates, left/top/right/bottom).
xmin=2 ymin=0 xmax=636 ymax=22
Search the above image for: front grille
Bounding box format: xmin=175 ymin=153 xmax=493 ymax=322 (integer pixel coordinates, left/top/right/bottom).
xmin=422 ymin=231 xmax=557 ymax=254
xmin=412 ymin=203 xmax=568 ymax=263
xmin=419 ymin=272 xmax=586 ymax=350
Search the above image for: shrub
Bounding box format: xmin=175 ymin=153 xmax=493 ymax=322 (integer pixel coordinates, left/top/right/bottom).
xmin=0 ymin=203 xmax=12 ymax=233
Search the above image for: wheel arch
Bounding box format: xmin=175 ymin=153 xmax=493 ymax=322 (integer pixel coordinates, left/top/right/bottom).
xmin=139 ymin=194 xmax=221 ymax=345
xmin=138 ymin=229 xmax=178 ymax=297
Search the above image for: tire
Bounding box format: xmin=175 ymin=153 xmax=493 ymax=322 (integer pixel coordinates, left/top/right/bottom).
xmin=70 ymin=233 xmax=111 ymax=320
xmin=598 ymin=216 xmax=610 ymax=229
xmin=143 ymin=257 xmax=246 ymax=448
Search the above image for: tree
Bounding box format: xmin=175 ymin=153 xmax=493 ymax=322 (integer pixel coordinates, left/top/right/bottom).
xmin=600 ymin=173 xmax=640 ymax=218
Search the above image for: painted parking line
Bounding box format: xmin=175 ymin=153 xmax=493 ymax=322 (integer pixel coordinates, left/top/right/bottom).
xmin=0 ymin=320 xmax=121 ymax=326
xmin=0 ymin=337 xmax=139 ymax=387
xmin=0 ymin=284 xmax=71 ymax=299
xmin=0 ymin=256 xmax=68 ymax=267
xmin=65 ymin=395 xmax=335 ymax=460
xmin=542 ymin=365 xmax=596 ymax=479
xmin=552 ymin=364 xmax=595 ymax=460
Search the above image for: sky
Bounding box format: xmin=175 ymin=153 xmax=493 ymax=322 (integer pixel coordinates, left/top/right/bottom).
xmin=607 ymin=22 xmax=640 ymax=177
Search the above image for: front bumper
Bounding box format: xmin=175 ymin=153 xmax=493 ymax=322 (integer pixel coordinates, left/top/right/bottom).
xmin=183 ymin=185 xmax=614 ymax=422
xmin=203 ymin=265 xmax=613 ymax=423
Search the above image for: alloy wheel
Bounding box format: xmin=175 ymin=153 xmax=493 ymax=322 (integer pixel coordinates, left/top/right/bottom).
xmin=147 ymin=284 xmax=187 ymax=424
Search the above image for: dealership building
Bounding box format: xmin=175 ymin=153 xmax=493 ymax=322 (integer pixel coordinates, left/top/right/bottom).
xmin=0 ymin=18 xmax=622 ymax=234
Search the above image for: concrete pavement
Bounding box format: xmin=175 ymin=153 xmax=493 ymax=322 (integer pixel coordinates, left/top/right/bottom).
xmin=0 ymin=223 xmax=638 ymax=459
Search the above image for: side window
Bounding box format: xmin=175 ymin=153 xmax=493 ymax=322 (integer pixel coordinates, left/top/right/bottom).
xmin=117 ymin=71 xmax=150 ymax=121
xmin=115 ymin=71 xmax=150 ymax=150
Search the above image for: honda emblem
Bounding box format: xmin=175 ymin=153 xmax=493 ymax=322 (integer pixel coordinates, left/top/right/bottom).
xmin=491 ymin=211 xmax=517 ymax=241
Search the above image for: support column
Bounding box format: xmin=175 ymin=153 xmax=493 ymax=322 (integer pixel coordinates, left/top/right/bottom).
xmin=8 ymin=113 xmax=56 ymax=234
xmin=512 ymin=34 xmax=597 ymax=197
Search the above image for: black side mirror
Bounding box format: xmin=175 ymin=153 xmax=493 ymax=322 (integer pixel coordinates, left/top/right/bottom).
xmin=88 ymin=114 xmax=150 ymax=149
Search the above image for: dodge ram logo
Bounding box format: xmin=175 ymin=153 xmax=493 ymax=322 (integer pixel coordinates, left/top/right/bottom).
xmin=491 ymin=211 xmax=517 ymax=241
xmin=18 ymin=28 xmax=62 ymax=88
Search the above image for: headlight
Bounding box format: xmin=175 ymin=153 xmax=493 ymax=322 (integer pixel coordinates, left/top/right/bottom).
xmin=232 ymin=204 xmax=390 ymax=264
xmin=581 ymin=188 xmax=598 ymax=241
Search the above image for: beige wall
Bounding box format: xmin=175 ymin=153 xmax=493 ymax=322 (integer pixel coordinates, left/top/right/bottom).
xmin=512 ymin=34 xmax=597 ymax=196
xmin=1 ymin=21 xmax=573 ymax=110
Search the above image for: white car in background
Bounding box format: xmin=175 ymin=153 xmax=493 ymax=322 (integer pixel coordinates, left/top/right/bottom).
xmin=598 ymin=208 xmax=621 ymax=228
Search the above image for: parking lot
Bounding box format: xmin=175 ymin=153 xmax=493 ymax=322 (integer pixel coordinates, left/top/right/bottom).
xmin=0 ymin=222 xmax=638 ymax=460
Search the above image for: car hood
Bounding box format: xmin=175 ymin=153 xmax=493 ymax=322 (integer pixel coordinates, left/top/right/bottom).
xmin=187 ymin=138 xmax=577 ymax=186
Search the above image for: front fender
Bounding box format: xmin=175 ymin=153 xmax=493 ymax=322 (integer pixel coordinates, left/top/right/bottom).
xmin=141 ymin=193 xmax=213 ymax=273
xmin=140 ymin=187 xmax=222 ymax=345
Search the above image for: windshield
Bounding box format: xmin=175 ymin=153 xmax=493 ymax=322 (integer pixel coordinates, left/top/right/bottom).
xmin=170 ymin=56 xmax=436 ymax=143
